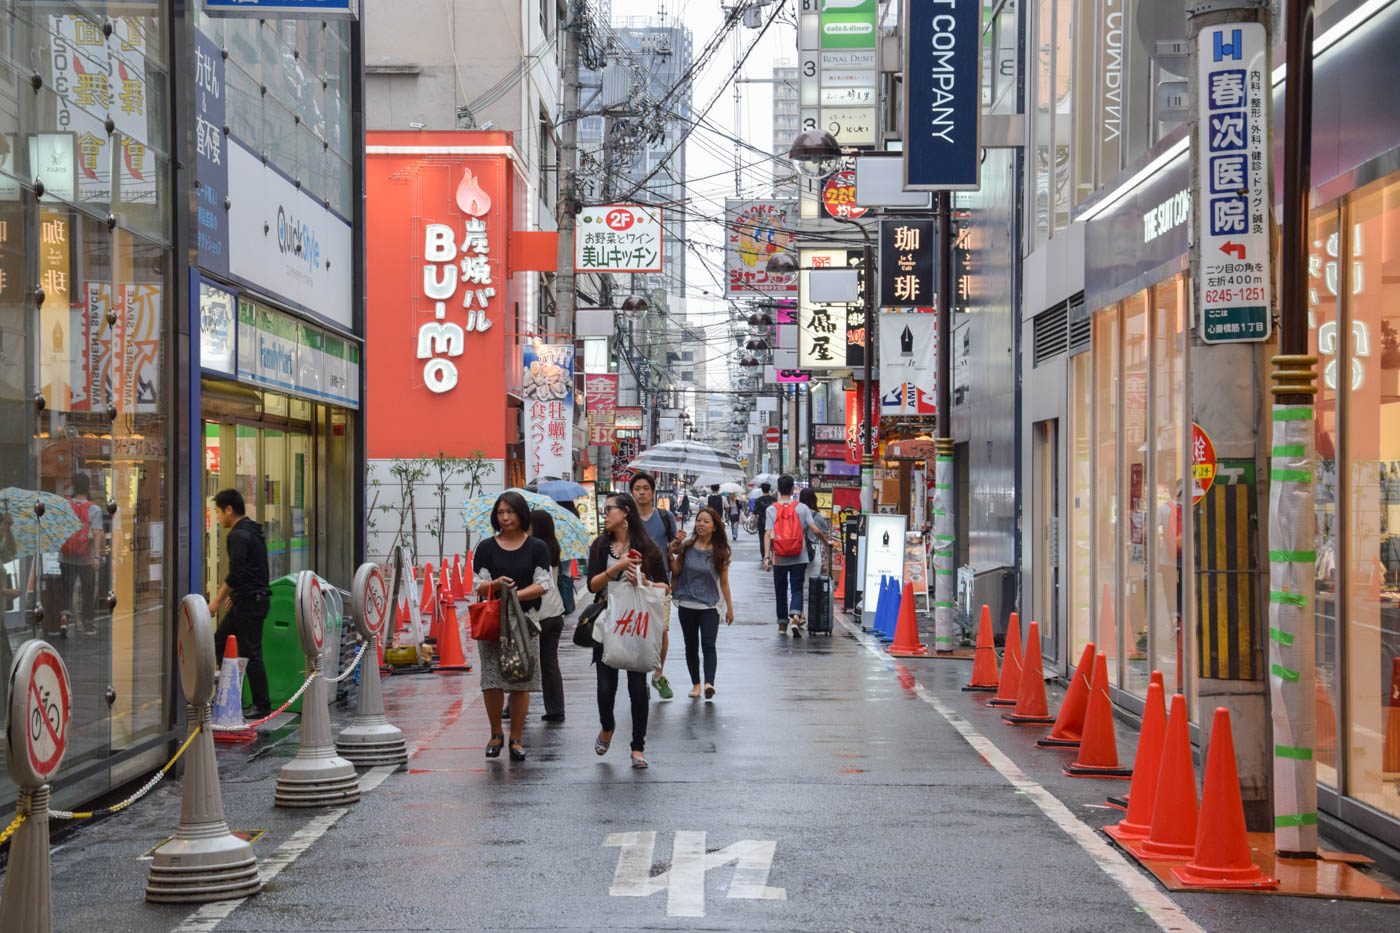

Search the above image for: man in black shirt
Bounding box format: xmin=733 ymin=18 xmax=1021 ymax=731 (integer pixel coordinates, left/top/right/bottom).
xmin=752 ymin=482 xmax=776 ymax=543
xmin=705 ymin=484 xmax=725 ymax=515
xmin=209 ymin=489 xmax=272 ymax=718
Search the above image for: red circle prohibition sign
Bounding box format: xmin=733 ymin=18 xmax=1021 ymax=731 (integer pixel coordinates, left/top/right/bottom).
xmin=28 ymin=650 xmax=70 ymax=778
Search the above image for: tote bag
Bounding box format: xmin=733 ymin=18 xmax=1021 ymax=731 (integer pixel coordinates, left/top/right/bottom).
xmin=599 ymin=579 xmax=666 ymax=672
xmin=469 ymin=592 xmax=501 ymax=641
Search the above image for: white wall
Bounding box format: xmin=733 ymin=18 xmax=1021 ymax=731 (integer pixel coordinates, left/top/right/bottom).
xmin=365 ymin=457 xmax=507 ymax=567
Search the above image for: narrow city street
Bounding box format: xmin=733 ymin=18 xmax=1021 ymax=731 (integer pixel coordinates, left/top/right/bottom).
xmin=36 ymin=531 xmax=1400 ymax=932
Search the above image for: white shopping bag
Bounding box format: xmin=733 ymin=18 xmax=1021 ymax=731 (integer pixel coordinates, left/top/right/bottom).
xmin=600 ymin=578 xmax=666 ymax=672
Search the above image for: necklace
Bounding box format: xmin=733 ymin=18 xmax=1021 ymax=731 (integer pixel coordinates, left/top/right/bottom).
xmin=608 ymin=537 xmax=630 ymax=559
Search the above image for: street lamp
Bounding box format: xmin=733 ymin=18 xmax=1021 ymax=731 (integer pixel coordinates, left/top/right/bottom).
xmin=621 ymin=295 xmax=648 ymax=316
xmin=764 ymin=251 xmax=798 ymax=276
xmin=786 ymin=130 xmax=877 ymax=513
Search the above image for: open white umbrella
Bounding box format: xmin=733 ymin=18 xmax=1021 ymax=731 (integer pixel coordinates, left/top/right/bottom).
xmin=717 ymin=482 xmax=744 ymax=494
xmin=626 ymin=440 xmax=745 ymax=483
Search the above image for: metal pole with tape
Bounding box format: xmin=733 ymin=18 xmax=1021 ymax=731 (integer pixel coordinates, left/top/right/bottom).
xmin=145 ymin=595 xmax=262 ymax=902
xmin=932 ymin=438 xmax=956 ymax=653
xmin=275 ymin=571 xmax=361 ymax=807
xmin=336 ymin=563 xmax=409 ymax=768
xmin=1 ymin=640 xmax=70 ymax=933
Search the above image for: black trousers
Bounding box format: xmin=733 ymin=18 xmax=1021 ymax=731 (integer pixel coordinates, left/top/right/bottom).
xmin=216 ymin=594 xmax=271 ymax=710
xmin=58 ymin=561 xmax=96 ymax=628
xmin=538 ymin=615 xmax=565 ymax=716
xmin=677 ymin=606 xmax=720 ymax=686
xmin=595 ymin=648 xmax=648 ymax=752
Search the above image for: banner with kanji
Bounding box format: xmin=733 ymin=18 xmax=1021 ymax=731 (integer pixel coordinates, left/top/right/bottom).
xmin=523 ymin=343 xmax=574 ymax=482
xmin=585 ymin=372 xmax=618 ymax=445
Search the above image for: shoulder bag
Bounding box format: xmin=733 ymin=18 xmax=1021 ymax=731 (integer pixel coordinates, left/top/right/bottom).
xmin=469 ymin=591 xmax=501 ymax=641
xmin=572 ymin=594 xmax=607 ymax=648
xmin=498 ymin=587 xmax=539 ymax=683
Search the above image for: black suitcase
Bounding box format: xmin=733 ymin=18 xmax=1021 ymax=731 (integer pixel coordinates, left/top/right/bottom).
xmin=807 ymin=575 xmax=834 ymax=635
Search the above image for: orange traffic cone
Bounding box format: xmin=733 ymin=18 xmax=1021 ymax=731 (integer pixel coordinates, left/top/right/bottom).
xmin=887 ymin=582 xmax=929 ymax=657
xmin=1172 ymin=708 xmax=1278 ymax=888
xmin=1139 ymin=693 xmax=1199 ymax=860
xmin=434 ymin=591 xmax=472 ymax=672
xmin=1106 ymin=668 xmax=1165 ymax=808
xmin=1037 ymin=642 xmax=1096 ymax=747
xmin=987 ymin=612 xmax=1023 ymax=708
xmin=450 ymin=554 xmax=466 ymax=600
xmin=963 ymin=604 xmax=999 ymax=692
xmin=1105 ymin=681 xmax=1168 ymax=841
xmin=1003 ymin=621 xmax=1055 ymax=725
xmin=419 ymin=563 xmax=435 ymax=614
xmin=1383 ymin=658 xmax=1400 ymax=776
xmin=1063 ymin=652 xmax=1133 ymax=778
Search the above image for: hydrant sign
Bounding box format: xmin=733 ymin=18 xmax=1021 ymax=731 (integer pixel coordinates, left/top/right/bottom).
xmin=1191 ymin=422 xmax=1217 ymax=505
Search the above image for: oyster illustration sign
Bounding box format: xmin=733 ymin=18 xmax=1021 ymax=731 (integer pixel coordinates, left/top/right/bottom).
xmin=523 ymin=343 xmax=575 ymax=482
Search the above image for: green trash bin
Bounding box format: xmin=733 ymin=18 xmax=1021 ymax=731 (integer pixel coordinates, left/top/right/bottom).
xmin=242 ymin=574 xmax=308 ymax=713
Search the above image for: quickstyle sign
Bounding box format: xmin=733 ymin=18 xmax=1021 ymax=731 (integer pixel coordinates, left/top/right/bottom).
xmin=903 ymin=0 xmax=981 ymax=190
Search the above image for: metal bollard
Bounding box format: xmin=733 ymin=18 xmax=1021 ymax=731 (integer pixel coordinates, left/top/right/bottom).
xmin=336 ymin=563 xmax=408 ymax=768
xmin=145 ymin=596 xmax=261 ymax=902
xmin=275 ymin=572 xmax=360 ymax=807
xmin=2 ymin=640 xmax=70 ymax=933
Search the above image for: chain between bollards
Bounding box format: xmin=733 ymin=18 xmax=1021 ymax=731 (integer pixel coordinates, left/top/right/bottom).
xmin=48 ymin=725 xmax=204 ymax=820
xmin=0 ymin=812 xmax=26 ymax=846
xmin=323 ymin=642 xmax=369 ymax=684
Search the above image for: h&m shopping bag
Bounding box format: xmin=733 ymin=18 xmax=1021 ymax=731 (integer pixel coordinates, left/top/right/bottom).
xmin=600 ymin=579 xmax=665 ymax=672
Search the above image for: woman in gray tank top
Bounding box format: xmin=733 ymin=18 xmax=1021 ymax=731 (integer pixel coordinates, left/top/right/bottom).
xmin=669 ymin=507 xmax=734 ymax=699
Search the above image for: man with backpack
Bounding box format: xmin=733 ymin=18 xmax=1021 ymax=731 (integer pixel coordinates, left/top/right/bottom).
xmin=761 ymin=474 xmax=814 ymax=637
xmin=59 ymin=473 xmax=105 ymax=636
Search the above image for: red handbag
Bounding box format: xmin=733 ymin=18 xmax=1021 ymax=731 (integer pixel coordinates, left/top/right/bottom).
xmin=469 ymin=592 xmax=501 ymax=641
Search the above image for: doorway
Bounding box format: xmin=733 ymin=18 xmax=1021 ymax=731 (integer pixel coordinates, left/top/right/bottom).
xmin=1033 ymin=419 xmax=1061 ymax=663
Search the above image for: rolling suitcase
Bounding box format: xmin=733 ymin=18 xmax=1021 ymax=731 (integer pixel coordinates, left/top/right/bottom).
xmin=807 ymin=574 xmax=833 ymax=636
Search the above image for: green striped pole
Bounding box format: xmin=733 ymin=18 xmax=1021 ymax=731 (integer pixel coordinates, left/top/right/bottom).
xmin=1268 ymin=355 xmax=1318 ymax=856
xmin=933 ymin=438 xmax=955 ymax=652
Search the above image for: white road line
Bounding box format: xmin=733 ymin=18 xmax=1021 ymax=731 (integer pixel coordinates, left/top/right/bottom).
xmin=170 ymin=764 xmax=398 ymax=933
xmin=837 ymin=618 xmax=1206 ymax=933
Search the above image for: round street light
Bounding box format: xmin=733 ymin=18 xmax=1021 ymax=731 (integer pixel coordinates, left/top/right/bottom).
xmin=764 ymin=252 xmax=798 ymax=276
xmin=740 ymin=355 xmax=760 ymax=367
xmin=787 ymin=129 xmax=842 ymax=178
xmin=746 ymin=311 xmax=773 ymax=327
xmin=745 ymin=337 xmax=769 ymax=351
xmin=621 ymin=295 xmax=649 ymax=315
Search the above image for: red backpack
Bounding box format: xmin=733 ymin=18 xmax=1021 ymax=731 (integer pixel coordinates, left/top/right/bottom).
xmin=60 ymin=499 xmax=93 ymax=559
xmin=771 ymin=501 xmax=805 ymax=558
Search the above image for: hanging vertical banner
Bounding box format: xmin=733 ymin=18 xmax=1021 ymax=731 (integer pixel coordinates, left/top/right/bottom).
xmin=903 ymin=0 xmax=982 ymax=190
xmin=725 ymin=199 xmax=798 ymax=294
xmin=845 ymin=383 xmax=879 ymax=466
xmin=522 ymin=343 xmax=575 ymax=482
xmin=878 ymin=312 xmax=938 ymax=416
xmin=798 ymin=248 xmax=850 ymax=369
xmin=879 ymin=219 xmax=934 ymax=307
xmin=1195 ymin=21 xmax=1272 ymax=344
xmin=194 ymin=29 xmax=229 ymax=276
xmin=584 ymin=372 xmax=618 ymax=445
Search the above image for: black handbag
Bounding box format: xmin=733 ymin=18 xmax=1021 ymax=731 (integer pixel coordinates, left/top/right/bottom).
xmin=572 ymin=597 xmax=607 ymax=648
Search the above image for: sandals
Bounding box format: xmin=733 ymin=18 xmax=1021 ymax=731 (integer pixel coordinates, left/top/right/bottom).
xmin=688 ymin=684 xmax=703 ymax=699
xmin=485 ymin=733 xmax=505 ymax=758
xmin=704 ymin=683 xmax=715 ymax=699
xmin=509 ymin=740 xmax=526 ymax=762
xmin=595 ymin=732 xmax=612 ymax=756
xmin=631 ymin=752 xmax=648 ymax=770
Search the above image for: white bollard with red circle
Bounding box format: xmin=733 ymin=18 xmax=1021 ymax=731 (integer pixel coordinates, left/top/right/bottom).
xmin=275 ymin=571 xmax=360 ymax=807
xmin=336 ymin=563 xmax=408 ymax=768
xmin=145 ymin=595 xmax=262 ymax=902
xmin=1 ymin=640 xmax=71 ymax=933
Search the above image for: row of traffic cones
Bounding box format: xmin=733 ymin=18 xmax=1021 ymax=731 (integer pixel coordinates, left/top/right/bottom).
xmin=870 ymin=577 xmax=930 ymax=657
xmin=963 ymin=604 xmax=1275 ymax=889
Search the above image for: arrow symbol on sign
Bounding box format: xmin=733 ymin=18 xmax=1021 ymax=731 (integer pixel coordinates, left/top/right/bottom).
xmin=1220 ymin=241 xmax=1247 ymax=260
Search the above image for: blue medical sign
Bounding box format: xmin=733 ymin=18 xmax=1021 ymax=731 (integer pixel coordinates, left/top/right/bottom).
xmin=902 ymin=0 xmax=981 ymax=190
xmin=1195 ymin=23 xmax=1272 ymax=344
xmin=194 ymin=30 xmax=229 ymax=277
xmin=203 ymin=0 xmax=357 ymax=16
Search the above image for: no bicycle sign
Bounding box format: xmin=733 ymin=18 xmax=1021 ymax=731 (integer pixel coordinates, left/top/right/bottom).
xmin=6 ymin=640 xmax=72 ymax=785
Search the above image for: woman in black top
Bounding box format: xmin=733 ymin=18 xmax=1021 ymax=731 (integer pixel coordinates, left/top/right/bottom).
xmin=473 ymin=491 xmax=551 ymax=761
xmin=586 ymin=491 xmax=668 ymax=769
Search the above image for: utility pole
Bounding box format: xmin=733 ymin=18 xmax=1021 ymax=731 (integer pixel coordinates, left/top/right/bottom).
xmin=933 ymin=192 xmax=956 ymax=654
xmin=556 ymin=2 xmax=583 ymax=336
xmin=1185 ymin=0 xmax=1275 ymax=832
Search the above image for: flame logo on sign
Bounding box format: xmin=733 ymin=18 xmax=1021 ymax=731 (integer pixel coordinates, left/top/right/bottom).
xmin=456 ymin=168 xmax=492 ymax=217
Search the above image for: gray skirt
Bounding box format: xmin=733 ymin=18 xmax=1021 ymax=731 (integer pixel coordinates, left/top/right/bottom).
xmin=476 ymin=632 xmax=542 ymax=692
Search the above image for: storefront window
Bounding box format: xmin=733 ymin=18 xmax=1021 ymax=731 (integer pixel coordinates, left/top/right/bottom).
xmin=1309 ymin=202 xmax=1342 ymax=786
xmin=1069 ymin=350 xmax=1094 ymax=661
xmin=1094 ymin=307 xmax=1120 ymax=684
xmin=1342 ymin=174 xmax=1400 ymax=818
xmin=1122 ymin=291 xmax=1150 ymax=693
xmin=1152 ymin=275 xmax=1186 ymax=696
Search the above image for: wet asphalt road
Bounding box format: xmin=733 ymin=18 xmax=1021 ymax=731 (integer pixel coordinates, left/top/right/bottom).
xmin=23 ymin=530 xmax=1400 ymax=931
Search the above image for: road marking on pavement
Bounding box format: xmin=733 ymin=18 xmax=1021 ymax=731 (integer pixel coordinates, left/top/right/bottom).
xmin=837 ymin=617 xmax=1206 ymax=933
xmin=170 ymin=765 xmax=397 ymax=933
xmin=605 ymin=831 xmax=786 ymax=917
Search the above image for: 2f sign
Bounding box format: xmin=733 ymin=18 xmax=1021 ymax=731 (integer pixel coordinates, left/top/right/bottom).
xmin=606 ymin=831 xmax=786 ymax=918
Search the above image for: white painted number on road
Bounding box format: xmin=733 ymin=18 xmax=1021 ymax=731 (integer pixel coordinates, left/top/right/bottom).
xmin=605 ymin=831 xmax=786 ymax=918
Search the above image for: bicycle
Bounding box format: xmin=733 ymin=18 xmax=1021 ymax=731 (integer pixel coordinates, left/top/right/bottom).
xmin=742 ymin=513 xmax=757 ymax=536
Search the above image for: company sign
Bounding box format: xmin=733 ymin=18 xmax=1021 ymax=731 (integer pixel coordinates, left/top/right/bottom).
xmin=227 ymin=141 xmax=352 ymax=329
xmin=575 ymin=204 xmax=663 ymax=272
xmin=903 ymin=0 xmax=982 ymax=190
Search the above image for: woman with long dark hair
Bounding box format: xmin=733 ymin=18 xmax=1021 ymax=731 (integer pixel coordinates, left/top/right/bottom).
xmin=529 ymin=510 xmax=567 ymax=722
xmin=670 ymin=506 xmax=734 ymax=699
xmin=472 ymin=491 xmax=550 ymax=761
xmin=586 ymin=491 xmax=668 ymax=768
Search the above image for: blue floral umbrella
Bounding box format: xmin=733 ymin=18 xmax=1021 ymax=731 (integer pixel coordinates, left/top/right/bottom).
xmin=0 ymin=489 xmax=85 ymax=556
xmin=463 ymin=488 xmax=591 ymax=560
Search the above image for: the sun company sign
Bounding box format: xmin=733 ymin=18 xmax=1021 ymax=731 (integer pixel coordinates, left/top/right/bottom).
xmin=902 ymin=0 xmax=982 ymax=190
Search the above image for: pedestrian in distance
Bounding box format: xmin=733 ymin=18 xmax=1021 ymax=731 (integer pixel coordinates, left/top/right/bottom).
xmin=587 ymin=491 xmax=669 ymax=769
xmin=705 ymin=484 xmax=725 ymax=516
xmin=676 ymin=493 xmax=690 ymax=529
xmin=630 ymin=472 xmax=680 ymax=700
xmin=530 ymin=510 xmax=568 ymax=723
xmin=209 ymin=489 xmax=273 ymax=720
xmin=669 ymin=506 xmax=734 ymax=699
xmin=473 ymin=490 xmax=551 ymax=762
xmin=752 ymin=482 xmax=775 ymax=546
xmin=762 ymin=474 xmax=815 ymax=636
xmin=727 ymin=494 xmax=742 ymax=539
xmin=58 ymin=472 xmax=105 ymax=636
xmin=798 ymin=488 xmax=838 ymax=584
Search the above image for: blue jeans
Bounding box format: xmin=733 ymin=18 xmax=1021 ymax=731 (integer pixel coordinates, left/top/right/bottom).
xmin=772 ymin=563 xmax=808 ymax=622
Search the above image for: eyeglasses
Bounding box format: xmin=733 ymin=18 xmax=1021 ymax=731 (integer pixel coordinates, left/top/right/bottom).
xmin=603 ymin=504 xmax=623 ymax=513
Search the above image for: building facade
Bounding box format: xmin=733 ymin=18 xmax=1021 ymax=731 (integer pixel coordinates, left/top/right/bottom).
xmin=0 ymin=1 xmax=366 ymax=814
xmin=771 ymin=63 xmax=798 ymax=199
